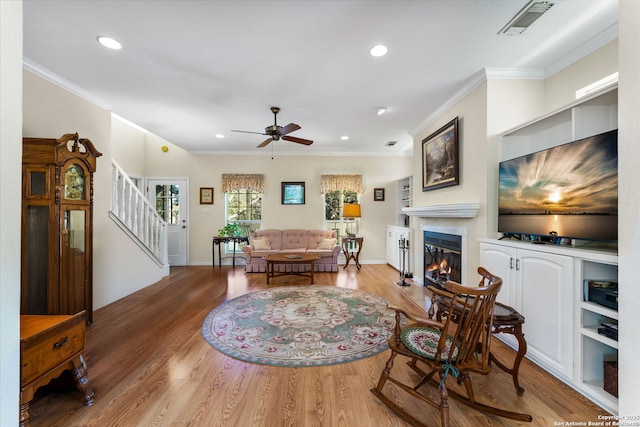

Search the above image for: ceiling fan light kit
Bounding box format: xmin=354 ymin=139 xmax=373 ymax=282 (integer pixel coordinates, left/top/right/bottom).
xmin=232 ymin=106 xmax=313 ymax=148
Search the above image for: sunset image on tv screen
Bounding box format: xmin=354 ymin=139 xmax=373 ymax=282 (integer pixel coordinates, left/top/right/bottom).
xmin=498 ymin=130 xmax=618 ymax=241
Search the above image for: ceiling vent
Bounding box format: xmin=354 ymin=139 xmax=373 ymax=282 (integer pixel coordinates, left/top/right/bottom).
xmin=386 ymin=141 xmax=398 ymax=147
xmin=498 ymin=1 xmax=555 ymax=35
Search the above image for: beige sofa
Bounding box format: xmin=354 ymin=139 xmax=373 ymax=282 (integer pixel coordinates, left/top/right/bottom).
xmin=242 ymin=229 xmax=341 ymax=273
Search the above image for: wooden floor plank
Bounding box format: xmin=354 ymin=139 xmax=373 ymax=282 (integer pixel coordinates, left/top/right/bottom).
xmin=27 ymin=265 xmax=608 ymax=426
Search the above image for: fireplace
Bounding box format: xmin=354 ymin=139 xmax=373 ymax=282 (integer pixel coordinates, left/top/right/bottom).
xmin=423 ymin=230 xmax=462 ymax=288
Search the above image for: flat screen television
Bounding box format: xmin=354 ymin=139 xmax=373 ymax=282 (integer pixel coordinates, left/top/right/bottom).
xmin=498 ymin=129 xmax=618 ymax=242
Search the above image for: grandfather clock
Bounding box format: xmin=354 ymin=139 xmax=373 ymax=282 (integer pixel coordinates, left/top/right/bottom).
xmin=21 ymin=133 xmax=102 ymax=323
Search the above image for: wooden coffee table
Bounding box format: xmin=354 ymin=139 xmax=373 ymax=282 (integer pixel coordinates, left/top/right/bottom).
xmin=265 ymin=253 xmax=322 ymax=284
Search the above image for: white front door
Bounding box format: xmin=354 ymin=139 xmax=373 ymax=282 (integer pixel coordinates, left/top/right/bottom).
xmin=147 ymin=179 xmax=188 ymax=266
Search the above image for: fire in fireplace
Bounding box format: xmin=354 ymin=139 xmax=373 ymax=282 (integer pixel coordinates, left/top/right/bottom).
xmin=423 ymin=230 xmax=462 ymax=288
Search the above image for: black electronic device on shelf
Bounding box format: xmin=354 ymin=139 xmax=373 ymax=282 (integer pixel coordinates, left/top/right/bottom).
xmin=584 ymin=280 xmax=618 ymax=310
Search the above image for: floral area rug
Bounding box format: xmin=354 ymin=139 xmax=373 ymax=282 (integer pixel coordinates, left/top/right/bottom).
xmin=201 ymin=286 xmax=395 ymax=366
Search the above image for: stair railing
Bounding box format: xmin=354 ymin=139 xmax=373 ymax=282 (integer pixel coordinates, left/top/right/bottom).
xmin=110 ymin=160 xmax=168 ymax=266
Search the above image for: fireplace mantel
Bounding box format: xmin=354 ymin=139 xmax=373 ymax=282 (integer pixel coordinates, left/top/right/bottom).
xmin=402 ymin=203 xmax=480 ymax=218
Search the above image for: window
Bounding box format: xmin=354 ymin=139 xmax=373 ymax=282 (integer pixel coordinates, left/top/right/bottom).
xmin=321 ymin=174 xmax=363 ymax=240
xmin=324 ymin=190 xmax=359 ymax=239
xmin=224 ymin=189 xmax=262 ymax=253
xmin=154 ymin=184 xmax=180 ymax=225
xmin=221 ymin=174 xmax=265 ymax=253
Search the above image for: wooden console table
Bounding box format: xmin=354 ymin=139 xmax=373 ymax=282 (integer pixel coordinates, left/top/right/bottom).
xmin=20 ymin=311 xmax=94 ymax=427
xmin=212 ymin=236 xmax=249 ymax=267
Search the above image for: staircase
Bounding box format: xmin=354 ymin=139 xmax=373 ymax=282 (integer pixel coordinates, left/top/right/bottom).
xmin=109 ymin=160 xmax=168 ymax=267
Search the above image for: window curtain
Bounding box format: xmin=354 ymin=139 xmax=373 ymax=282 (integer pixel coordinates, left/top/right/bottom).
xmin=320 ymin=174 xmax=363 ymax=194
xmin=221 ymin=174 xmax=265 ymax=193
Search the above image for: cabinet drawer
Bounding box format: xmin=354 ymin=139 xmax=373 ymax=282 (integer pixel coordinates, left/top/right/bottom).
xmin=21 ymin=314 xmax=85 ymax=386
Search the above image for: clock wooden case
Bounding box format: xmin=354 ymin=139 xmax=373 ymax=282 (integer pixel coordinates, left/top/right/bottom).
xmin=21 ymin=133 xmax=102 ymax=323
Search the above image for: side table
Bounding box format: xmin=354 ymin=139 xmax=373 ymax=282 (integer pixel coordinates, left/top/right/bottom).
xmin=20 ymin=311 xmax=94 ymax=427
xmin=342 ymin=236 xmax=363 ymax=270
xmin=212 ymin=236 xmax=250 ymax=267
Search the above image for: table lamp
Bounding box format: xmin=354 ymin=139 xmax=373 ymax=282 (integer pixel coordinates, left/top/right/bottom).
xmin=343 ymin=203 xmax=361 ymax=236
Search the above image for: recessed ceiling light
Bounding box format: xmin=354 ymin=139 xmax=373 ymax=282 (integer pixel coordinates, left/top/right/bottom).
xmin=97 ymin=36 xmax=122 ymax=50
xmin=370 ymin=44 xmax=388 ymax=57
xmin=374 ymin=106 xmax=388 ymax=116
xmin=216 ymin=134 xmax=225 ymax=139
xmin=340 ymin=136 xmax=349 ymax=141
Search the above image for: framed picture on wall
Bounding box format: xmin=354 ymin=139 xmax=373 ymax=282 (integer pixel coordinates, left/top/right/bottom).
xmin=281 ymin=182 xmax=305 ymax=205
xmin=200 ymin=187 xmax=214 ymax=204
xmin=374 ymin=188 xmax=385 ymax=201
xmin=422 ymin=117 xmax=459 ymax=191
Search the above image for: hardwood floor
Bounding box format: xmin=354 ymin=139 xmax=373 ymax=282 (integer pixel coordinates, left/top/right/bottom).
xmin=28 ymin=265 xmax=609 ymax=426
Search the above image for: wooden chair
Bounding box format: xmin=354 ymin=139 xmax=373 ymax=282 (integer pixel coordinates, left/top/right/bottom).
xmin=371 ymin=267 xmax=532 ymax=427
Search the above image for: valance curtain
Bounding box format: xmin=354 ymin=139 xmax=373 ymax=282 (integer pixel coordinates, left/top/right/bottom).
xmin=320 ymin=174 xmax=363 ymax=194
xmin=221 ymin=174 xmax=265 ymax=193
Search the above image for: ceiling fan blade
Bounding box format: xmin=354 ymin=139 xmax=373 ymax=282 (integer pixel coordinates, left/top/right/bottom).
xmin=257 ymin=138 xmax=274 ymax=148
xmin=279 ymin=123 xmax=301 ymax=136
xmin=231 ymin=130 xmax=267 ymax=135
xmin=282 ymin=135 xmax=313 ymax=145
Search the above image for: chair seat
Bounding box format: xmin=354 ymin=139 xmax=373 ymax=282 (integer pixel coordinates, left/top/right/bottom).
xmin=493 ymin=302 xmax=525 ymax=324
xmin=400 ymin=326 xmax=459 ymax=360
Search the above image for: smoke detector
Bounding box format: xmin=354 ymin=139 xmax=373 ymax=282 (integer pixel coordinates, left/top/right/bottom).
xmin=498 ymin=1 xmax=555 ymax=35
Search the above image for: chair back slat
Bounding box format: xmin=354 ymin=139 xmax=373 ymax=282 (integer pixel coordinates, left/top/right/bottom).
xmin=429 ymin=270 xmax=502 ymax=369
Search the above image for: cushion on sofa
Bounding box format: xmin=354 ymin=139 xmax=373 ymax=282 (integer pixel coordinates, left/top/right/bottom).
xmin=251 ymin=237 xmax=271 ymax=250
xmin=317 ymin=238 xmax=337 ymax=250
xmin=307 ymin=229 xmax=337 ymax=249
xmin=252 ymin=229 xmax=283 ymax=250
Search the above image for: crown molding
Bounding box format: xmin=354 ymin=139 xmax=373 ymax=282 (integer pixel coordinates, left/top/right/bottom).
xmin=23 ymin=58 xmax=112 ymax=110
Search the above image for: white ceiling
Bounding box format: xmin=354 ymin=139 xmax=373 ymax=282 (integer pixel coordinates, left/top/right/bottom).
xmin=23 ymin=0 xmax=618 ymax=156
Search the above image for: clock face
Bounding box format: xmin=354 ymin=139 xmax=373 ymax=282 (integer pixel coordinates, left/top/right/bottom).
xmin=64 ymin=164 xmax=85 ymax=200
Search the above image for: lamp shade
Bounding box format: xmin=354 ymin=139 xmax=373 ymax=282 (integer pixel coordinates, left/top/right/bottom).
xmin=343 ymin=203 xmax=361 ymax=218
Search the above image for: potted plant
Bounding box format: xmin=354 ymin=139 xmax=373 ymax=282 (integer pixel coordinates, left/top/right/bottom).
xmin=218 ymin=223 xmax=241 ymax=237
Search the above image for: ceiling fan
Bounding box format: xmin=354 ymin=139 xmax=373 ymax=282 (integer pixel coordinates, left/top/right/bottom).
xmin=232 ymin=106 xmax=313 ymax=148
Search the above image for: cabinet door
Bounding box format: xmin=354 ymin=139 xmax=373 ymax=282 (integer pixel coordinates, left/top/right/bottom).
xmin=479 ymin=243 xmax=517 ymax=307
xmin=60 ymin=208 xmax=89 ymax=316
xmin=517 ymin=249 xmax=574 ymax=379
xmin=386 ymin=227 xmax=399 ymax=270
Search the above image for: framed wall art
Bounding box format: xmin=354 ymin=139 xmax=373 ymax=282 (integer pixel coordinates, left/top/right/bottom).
xmin=422 ymin=117 xmax=459 ymax=191
xmin=373 ymin=188 xmax=385 ymax=201
xmin=200 ymin=187 xmax=214 ymax=204
xmin=281 ymin=182 xmax=305 ymax=205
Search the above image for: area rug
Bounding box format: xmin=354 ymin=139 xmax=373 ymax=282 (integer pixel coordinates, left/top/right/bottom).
xmin=201 ymin=286 xmax=396 ymax=366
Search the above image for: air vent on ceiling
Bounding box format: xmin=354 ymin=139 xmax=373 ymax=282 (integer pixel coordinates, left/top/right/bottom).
xmin=386 ymin=141 xmax=398 ymax=146
xmin=498 ymin=1 xmax=555 ymax=35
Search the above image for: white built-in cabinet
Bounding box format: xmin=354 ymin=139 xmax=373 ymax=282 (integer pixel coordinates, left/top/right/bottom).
xmin=397 ymin=176 xmax=412 ymax=227
xmin=386 ymin=226 xmax=411 ymax=272
xmin=386 ymin=176 xmax=413 ymax=272
xmin=480 ymin=241 xmax=574 ymax=379
xmin=484 ymin=83 xmax=620 ymax=414
xmin=480 ymin=239 xmax=618 ymax=414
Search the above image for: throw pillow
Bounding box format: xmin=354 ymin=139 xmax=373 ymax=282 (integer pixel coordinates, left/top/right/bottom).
xmin=317 ymin=238 xmax=337 ymax=250
xmin=252 ymin=237 xmax=271 ymax=250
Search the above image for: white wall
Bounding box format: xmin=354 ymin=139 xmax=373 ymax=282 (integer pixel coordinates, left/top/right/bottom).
xmin=0 ymin=1 xmax=22 ymax=424
xmin=618 ymin=0 xmax=640 ymax=414
xmin=111 ymin=117 xmax=146 ymax=177
xmin=142 ymin=134 xmax=411 ymax=264
xmin=545 ymin=40 xmax=618 ymax=113
xmin=409 ymin=81 xmax=489 ymax=285
xmin=23 ymin=71 xmax=166 ymax=310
